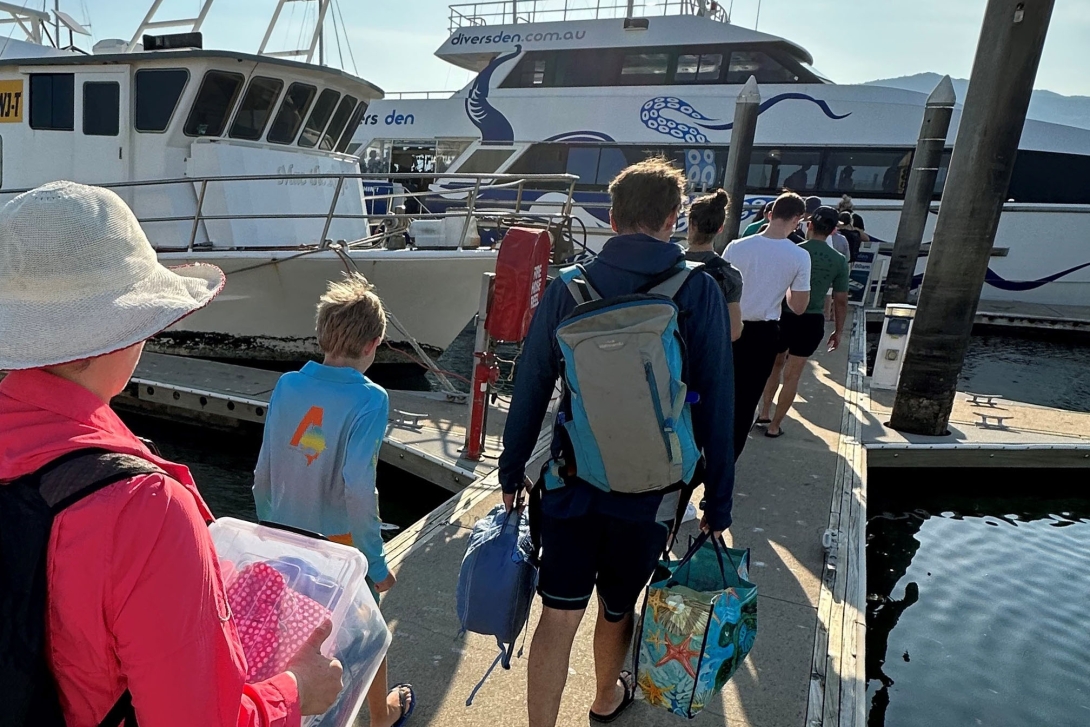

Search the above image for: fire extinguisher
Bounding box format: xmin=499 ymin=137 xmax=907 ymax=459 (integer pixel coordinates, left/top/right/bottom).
xmin=464 ymin=227 xmax=552 ymax=461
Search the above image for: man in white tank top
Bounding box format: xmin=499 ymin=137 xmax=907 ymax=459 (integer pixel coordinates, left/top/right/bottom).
xmin=723 ymin=192 xmax=811 ymax=459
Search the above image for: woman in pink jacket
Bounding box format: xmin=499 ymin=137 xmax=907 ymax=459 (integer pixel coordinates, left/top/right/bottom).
xmin=0 ymin=182 xmax=344 ymax=727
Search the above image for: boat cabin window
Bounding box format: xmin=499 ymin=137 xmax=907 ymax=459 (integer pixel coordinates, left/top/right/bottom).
xmin=134 ymin=69 xmax=189 ymax=132
xmin=676 ymin=53 xmax=723 ymax=84
xmin=508 ymin=143 xmax=680 ymax=188
xmin=321 ymin=95 xmax=358 ymax=151
xmin=267 ymin=82 xmax=316 ymax=144
xmin=82 ymin=81 xmax=119 ymax=136
xmin=229 ymin=77 xmax=283 ymax=141
xmin=502 ymin=45 xmax=820 ymax=88
xmin=726 ymin=51 xmax=799 ymax=84
xmin=820 ymin=149 xmax=912 ymax=195
xmin=458 ymin=148 xmax=515 ymax=174
xmin=335 ymin=101 xmax=368 ymax=153
xmin=184 ymin=71 xmax=244 ymax=137
xmin=298 ymin=89 xmax=340 ymax=148
xmin=29 ymin=73 xmax=74 ymax=131
xmin=620 ymin=52 xmax=670 ymax=85
xmin=1008 ymin=150 xmax=1090 ymax=204
xmin=748 ymin=149 xmax=822 ymax=192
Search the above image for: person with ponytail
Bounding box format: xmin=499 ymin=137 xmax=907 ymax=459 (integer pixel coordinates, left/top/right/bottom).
xmin=686 ymin=189 xmax=744 ymax=341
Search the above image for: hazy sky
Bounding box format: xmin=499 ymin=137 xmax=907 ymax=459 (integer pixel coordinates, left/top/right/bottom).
xmin=44 ymin=0 xmax=1089 ymax=97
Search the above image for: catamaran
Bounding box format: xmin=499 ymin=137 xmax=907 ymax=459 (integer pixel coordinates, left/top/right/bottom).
xmin=0 ymin=0 xmax=576 ymax=365
xmin=356 ymin=0 xmax=1090 ymax=307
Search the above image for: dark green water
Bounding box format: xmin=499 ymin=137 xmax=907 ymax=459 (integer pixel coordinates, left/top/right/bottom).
xmin=867 ymin=470 xmax=1090 ymax=727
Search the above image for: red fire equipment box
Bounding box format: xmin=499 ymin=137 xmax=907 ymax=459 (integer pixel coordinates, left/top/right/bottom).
xmin=486 ymin=227 xmax=552 ymax=343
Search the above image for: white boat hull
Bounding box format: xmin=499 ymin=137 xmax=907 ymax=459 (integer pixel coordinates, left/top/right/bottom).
xmin=155 ymin=249 xmax=498 ymax=362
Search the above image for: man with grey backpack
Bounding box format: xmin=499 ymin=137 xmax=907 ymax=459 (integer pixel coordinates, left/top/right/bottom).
xmin=499 ymin=158 xmax=736 ymax=727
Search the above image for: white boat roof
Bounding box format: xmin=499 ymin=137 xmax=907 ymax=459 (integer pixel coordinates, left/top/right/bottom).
xmin=437 ymin=15 xmax=814 ymax=72
xmin=4 ymin=46 xmax=384 ymax=98
xmin=0 ymin=36 xmax=73 ymax=61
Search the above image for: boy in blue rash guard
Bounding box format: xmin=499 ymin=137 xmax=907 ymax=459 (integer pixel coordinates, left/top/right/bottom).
xmin=254 ymin=273 xmax=414 ymax=727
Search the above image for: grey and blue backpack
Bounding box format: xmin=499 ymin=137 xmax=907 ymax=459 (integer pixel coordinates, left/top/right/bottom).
xmin=550 ymin=262 xmax=702 ymax=493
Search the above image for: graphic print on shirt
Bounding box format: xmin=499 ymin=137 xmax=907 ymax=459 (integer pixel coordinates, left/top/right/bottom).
xmin=289 ymin=406 xmax=326 ymax=465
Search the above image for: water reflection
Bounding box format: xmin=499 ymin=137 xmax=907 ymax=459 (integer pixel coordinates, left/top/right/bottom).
xmin=866 ymin=469 xmax=1090 ymax=727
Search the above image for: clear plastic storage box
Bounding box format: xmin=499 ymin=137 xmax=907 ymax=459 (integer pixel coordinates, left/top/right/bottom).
xmin=210 ymin=518 xmax=392 ymax=727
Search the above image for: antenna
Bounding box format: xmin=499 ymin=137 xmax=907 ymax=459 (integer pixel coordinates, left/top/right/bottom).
xmin=754 ymin=0 xmax=761 ymax=29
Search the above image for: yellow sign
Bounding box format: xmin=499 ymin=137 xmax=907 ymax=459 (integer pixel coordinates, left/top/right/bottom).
xmin=0 ymin=80 xmax=23 ymax=123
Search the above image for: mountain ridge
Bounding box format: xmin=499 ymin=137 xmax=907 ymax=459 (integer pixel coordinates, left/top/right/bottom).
xmin=864 ymin=72 xmax=1090 ymax=130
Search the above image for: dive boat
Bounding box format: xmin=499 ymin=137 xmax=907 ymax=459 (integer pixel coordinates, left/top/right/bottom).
xmin=356 ymin=0 xmax=1090 ymax=307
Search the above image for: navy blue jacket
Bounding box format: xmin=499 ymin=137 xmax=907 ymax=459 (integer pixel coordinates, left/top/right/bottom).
xmin=498 ymin=234 xmax=736 ymax=531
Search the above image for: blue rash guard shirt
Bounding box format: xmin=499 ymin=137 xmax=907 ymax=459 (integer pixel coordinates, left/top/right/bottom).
xmin=498 ymin=233 xmax=737 ymax=531
xmin=254 ymin=361 xmax=391 ymax=582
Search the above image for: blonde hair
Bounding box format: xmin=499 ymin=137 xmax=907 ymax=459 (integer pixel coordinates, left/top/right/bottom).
xmin=316 ymin=272 xmax=387 ymax=358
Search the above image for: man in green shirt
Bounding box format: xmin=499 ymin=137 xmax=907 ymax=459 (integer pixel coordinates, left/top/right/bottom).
xmin=757 ymin=206 xmax=850 ymax=437
xmin=740 ymin=201 xmax=773 ymax=237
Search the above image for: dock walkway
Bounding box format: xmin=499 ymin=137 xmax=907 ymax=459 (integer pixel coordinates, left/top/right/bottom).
xmin=376 ymin=312 xmax=864 ymax=727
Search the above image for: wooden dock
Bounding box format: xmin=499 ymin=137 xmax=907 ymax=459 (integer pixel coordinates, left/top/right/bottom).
xmin=116 ymin=352 xmax=511 ymax=492
xmin=864 ymin=299 xmax=1090 ymax=333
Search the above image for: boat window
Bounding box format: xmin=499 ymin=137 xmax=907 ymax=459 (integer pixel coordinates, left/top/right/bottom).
xmin=934 ymin=150 xmax=952 ymax=198
xmin=29 ymin=73 xmax=74 ymax=131
xmin=458 ymin=148 xmax=515 ymax=174
xmin=524 ymin=59 xmax=547 ymax=86
xmin=508 ymin=144 xmax=566 ymax=176
xmin=620 ymin=52 xmax=669 ymax=85
xmin=556 ymin=49 xmax=621 ymax=87
xmin=434 ymin=138 xmax=471 ymax=172
xmin=267 ymin=82 xmax=317 ymax=144
xmin=726 ymin=51 xmax=799 ymax=84
xmin=678 ymin=147 xmax=728 ymax=191
xmin=134 ymin=69 xmax=189 ymax=132
xmin=335 ymin=101 xmax=368 ymax=153
xmin=509 ymin=143 xmax=676 ymax=188
xmin=298 ymin=89 xmax=340 ymax=148
xmin=390 ymin=143 xmax=437 ymax=173
xmin=184 ymin=70 xmax=244 ymax=137
xmin=362 ymin=140 xmax=391 ymax=173
xmin=1008 ymin=150 xmax=1090 ymax=204
xmin=675 ymin=53 xmax=723 ymax=84
xmin=747 ymin=148 xmax=822 ymax=192
xmin=229 ymin=77 xmax=284 ymax=141
xmin=82 ymin=81 xmax=119 ymax=136
xmin=321 ymin=95 xmax=358 ymax=151
xmin=821 ymin=149 xmax=912 ymax=195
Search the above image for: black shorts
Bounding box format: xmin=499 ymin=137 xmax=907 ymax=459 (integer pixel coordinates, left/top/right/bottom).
xmin=537 ymin=513 xmax=669 ymax=621
xmin=778 ymin=310 xmax=826 ymax=357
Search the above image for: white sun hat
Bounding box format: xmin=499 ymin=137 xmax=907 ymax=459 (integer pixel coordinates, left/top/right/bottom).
xmin=0 ymin=180 xmax=225 ymax=370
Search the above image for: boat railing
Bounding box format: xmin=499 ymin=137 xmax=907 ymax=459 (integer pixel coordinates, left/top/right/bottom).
xmin=383 ymin=90 xmax=459 ymax=100
xmin=448 ymin=0 xmax=727 ymax=31
xmin=0 ymin=172 xmax=579 ymax=253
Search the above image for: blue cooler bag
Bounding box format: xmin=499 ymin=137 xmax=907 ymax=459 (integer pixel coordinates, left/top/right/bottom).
xmin=456 ymin=504 xmax=538 ymax=704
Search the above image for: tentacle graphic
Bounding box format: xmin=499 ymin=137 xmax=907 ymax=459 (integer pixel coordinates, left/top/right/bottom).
xmin=641 ymin=93 xmax=851 ymax=141
xmin=466 ymin=45 xmax=522 ymax=144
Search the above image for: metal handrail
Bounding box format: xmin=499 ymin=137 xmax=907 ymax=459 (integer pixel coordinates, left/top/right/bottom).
xmin=383 ymin=90 xmax=459 ymax=100
xmin=0 ymin=171 xmax=580 ymax=253
xmin=448 ymin=0 xmax=728 ymax=30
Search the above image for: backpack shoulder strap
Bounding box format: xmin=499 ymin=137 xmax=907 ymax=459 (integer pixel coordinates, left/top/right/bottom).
xmin=558 ymin=264 xmax=601 ymax=305
xmin=647 ymin=260 xmax=703 ymax=300
xmin=34 ymin=448 xmax=166 ymax=514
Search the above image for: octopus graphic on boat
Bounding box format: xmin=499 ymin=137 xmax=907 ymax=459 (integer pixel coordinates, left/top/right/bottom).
xmin=640 ymin=93 xmax=851 ymax=143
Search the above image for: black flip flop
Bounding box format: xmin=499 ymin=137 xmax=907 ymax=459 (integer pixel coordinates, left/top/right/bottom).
xmin=589 ymin=670 xmax=635 ymax=723
xmin=765 ymin=428 xmax=785 ymax=438
xmin=754 ymin=418 xmax=772 ymax=428
xmin=390 ymin=684 xmax=415 ymax=727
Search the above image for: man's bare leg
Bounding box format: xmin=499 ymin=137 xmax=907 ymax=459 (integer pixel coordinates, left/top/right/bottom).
xmin=759 ymin=351 xmax=789 ymax=421
xmin=589 ymin=604 xmax=633 ymax=717
xmin=767 ymin=355 xmax=809 ymax=436
xmin=528 ymin=606 xmax=585 ymax=727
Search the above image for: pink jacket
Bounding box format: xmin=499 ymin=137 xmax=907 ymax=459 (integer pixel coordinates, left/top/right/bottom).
xmin=0 ymin=369 xmax=302 ymax=727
